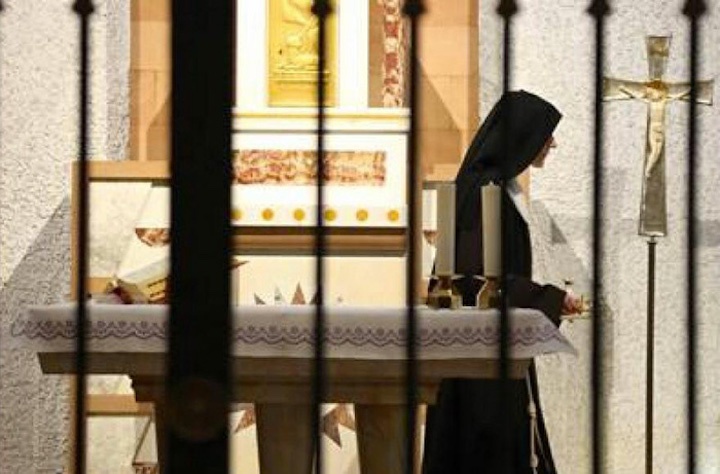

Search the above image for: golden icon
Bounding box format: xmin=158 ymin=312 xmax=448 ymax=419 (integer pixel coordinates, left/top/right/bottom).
xmin=268 ymin=0 xmax=337 ymax=107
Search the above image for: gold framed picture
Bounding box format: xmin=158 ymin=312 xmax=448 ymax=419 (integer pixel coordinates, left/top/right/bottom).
xmin=268 ymin=0 xmax=338 ymax=107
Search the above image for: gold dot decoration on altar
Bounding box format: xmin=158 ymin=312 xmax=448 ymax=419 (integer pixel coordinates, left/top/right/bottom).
xmin=356 ymin=209 xmax=369 ymax=222
xmin=387 ymin=209 xmax=400 ymax=222
xmin=324 ymin=208 xmax=337 ymax=222
xmin=293 ymin=208 xmax=306 ymax=222
xmin=231 ymin=208 xmax=243 ymax=221
xmin=262 ymin=208 xmax=274 ymax=221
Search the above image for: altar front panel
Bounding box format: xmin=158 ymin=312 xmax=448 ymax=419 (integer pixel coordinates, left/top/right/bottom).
xmin=238 ymin=255 xmax=406 ymax=306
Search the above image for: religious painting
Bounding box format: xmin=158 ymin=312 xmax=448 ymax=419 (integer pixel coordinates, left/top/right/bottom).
xmin=231 ymin=131 xmax=407 ymax=227
xmin=268 ymin=0 xmax=338 ymax=106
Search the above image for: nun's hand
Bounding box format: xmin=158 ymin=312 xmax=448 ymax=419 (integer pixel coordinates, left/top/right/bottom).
xmin=562 ymin=292 xmax=585 ymax=315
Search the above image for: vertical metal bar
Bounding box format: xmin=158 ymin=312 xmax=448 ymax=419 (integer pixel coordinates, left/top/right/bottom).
xmin=402 ymin=2 xmax=424 ymax=473
xmin=0 ymin=0 xmax=3 ymax=432
xmin=312 ymin=2 xmax=330 ymax=473
xmin=588 ymin=1 xmax=609 ymax=473
xmin=496 ymin=1 xmax=517 ymax=469
xmin=72 ymin=2 xmax=95 ymax=473
xmin=169 ymin=1 xmax=233 ymax=473
xmin=682 ymin=1 xmax=706 ymax=472
xmin=646 ymin=237 xmax=656 ymax=474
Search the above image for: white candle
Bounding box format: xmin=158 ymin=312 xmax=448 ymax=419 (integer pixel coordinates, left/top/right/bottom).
xmin=231 ymin=264 xmax=240 ymax=306
xmin=422 ymin=188 xmax=437 ymax=231
xmin=435 ymin=183 xmax=456 ymax=275
xmin=481 ymin=184 xmax=501 ymax=277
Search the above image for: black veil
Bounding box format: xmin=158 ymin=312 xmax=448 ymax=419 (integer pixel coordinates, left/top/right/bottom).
xmin=456 ymin=90 xmax=562 ymax=232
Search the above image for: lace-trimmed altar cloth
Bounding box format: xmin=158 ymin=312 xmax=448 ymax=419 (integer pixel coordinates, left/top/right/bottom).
xmin=13 ymin=304 xmax=576 ymax=360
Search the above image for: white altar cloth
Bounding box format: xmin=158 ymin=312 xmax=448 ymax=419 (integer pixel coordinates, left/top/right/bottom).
xmin=13 ymin=304 xmax=576 ymax=360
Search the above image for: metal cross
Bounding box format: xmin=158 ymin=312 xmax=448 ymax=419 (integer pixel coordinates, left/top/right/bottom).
xmin=604 ymin=35 xmax=713 ymax=237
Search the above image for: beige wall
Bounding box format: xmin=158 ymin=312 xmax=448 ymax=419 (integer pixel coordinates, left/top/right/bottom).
xmin=418 ymin=0 xmax=479 ymax=181
xmin=129 ymin=0 xmax=480 ymax=180
xmin=130 ymin=0 xmax=171 ymax=161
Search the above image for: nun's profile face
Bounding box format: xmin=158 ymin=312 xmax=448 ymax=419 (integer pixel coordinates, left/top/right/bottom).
xmin=531 ymin=136 xmax=557 ymax=168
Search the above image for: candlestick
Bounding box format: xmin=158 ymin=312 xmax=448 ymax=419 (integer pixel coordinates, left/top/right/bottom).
xmin=427 ymin=274 xmax=462 ymax=310
xmin=482 ymin=183 xmax=501 ymax=277
xmin=477 ymin=276 xmax=501 ymax=309
xmin=435 ymin=182 xmax=456 ymax=275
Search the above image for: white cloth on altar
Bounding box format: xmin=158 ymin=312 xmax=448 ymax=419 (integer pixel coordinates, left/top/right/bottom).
xmin=13 ymin=303 xmax=576 ymax=360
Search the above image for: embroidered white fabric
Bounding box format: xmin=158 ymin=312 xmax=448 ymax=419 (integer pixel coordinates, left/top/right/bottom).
xmin=14 ymin=304 xmax=577 ymax=360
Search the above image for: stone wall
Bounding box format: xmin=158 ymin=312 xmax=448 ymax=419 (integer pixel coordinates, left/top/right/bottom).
xmin=0 ymin=0 xmax=131 ymax=472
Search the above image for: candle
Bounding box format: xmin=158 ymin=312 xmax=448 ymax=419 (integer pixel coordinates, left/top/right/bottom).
xmin=481 ymin=184 xmax=501 ymax=277
xmin=230 ymin=257 xmax=246 ymax=306
xmin=435 ymin=182 xmax=456 ymax=275
xmin=422 ymin=187 xmax=437 ymax=231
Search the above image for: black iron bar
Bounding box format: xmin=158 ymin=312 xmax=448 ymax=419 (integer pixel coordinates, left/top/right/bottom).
xmin=312 ymin=2 xmax=331 ymax=473
xmin=402 ymin=1 xmax=424 ymax=473
xmin=169 ymin=1 xmax=233 ymax=473
xmin=682 ymin=1 xmax=705 ymax=472
xmin=72 ymin=2 xmax=94 ymax=473
xmin=588 ymin=1 xmax=609 ymax=473
xmin=497 ymin=0 xmax=517 ymax=469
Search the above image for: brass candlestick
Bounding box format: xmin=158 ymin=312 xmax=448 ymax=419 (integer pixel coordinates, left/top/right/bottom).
xmin=476 ymin=276 xmax=501 ymax=309
xmin=427 ymin=274 xmax=462 ymax=310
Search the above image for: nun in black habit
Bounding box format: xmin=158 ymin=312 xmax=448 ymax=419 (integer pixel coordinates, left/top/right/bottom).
xmin=422 ymin=90 xmax=583 ymax=474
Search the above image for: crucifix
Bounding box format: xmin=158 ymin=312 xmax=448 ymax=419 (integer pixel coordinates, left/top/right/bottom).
xmin=603 ymin=35 xmax=714 ymax=474
xmin=604 ymin=35 xmax=714 ymax=237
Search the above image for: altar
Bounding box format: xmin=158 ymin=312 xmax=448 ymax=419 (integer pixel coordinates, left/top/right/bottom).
xmin=15 ymin=303 xmax=576 ymax=474
xmin=51 ymin=1 xmax=494 ymax=472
